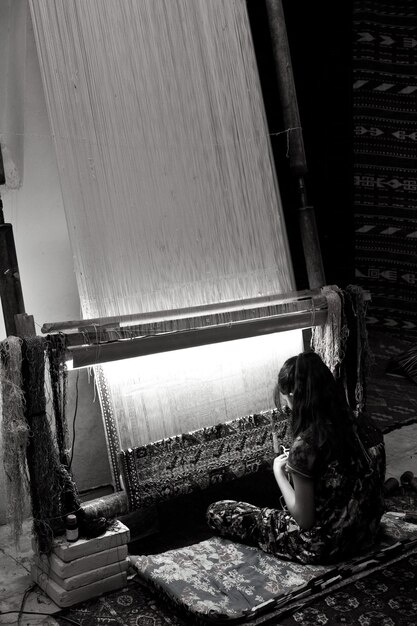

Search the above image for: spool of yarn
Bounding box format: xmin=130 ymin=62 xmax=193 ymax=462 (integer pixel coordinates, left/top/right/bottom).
xmin=383 ymin=477 xmax=399 ymax=495
xmin=400 ymin=471 xmax=414 ymax=486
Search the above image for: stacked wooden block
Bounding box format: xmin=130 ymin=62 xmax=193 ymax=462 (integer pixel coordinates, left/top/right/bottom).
xmin=31 ymin=520 xmax=130 ymax=608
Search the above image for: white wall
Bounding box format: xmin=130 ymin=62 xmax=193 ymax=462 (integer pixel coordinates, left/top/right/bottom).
xmin=0 ymin=0 xmax=80 ymax=337
xmin=0 ymin=1 xmax=111 ymax=525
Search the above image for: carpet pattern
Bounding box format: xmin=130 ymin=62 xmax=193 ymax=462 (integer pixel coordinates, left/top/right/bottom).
xmin=366 ymin=329 xmax=417 ymax=433
xmin=55 ymin=542 xmax=417 ymax=626
xmin=353 ymin=0 xmax=417 ymax=334
xmin=54 ymin=510 xmax=417 ymax=626
xmin=281 ymin=552 xmax=417 ymax=625
xmin=55 ymin=581 xmax=184 ymax=626
xmin=119 ymin=409 xmax=291 ymax=512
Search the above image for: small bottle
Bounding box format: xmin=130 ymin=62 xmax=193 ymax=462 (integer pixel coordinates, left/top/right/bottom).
xmin=65 ymin=514 xmax=79 ymax=542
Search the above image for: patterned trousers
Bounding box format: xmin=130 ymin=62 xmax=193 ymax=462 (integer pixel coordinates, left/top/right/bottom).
xmin=206 ymin=499 xmax=306 ymax=562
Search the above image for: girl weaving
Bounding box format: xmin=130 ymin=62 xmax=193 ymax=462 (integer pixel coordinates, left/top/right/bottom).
xmin=207 ymin=351 xmax=386 ymax=564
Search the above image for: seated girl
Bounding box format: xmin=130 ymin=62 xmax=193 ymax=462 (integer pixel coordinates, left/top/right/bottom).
xmin=207 ymin=351 xmax=386 ymax=564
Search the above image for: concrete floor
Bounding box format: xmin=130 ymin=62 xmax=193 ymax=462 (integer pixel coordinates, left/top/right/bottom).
xmin=1 ymin=423 xmax=417 ymax=625
xmin=0 ymin=518 xmax=60 ymax=625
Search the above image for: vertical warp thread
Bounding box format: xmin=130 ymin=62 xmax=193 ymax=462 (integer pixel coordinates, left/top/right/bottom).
xmin=29 ymin=0 xmax=294 ymax=317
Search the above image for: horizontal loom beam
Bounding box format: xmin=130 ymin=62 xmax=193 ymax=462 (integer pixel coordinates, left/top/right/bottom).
xmin=68 ymin=306 xmax=328 ymax=368
xmin=55 ymin=290 xmax=328 ymax=368
xmin=44 ymin=289 xmax=369 ymax=368
xmin=41 ymin=288 xmax=324 ymax=334
xmin=62 ymin=294 xmax=327 ymax=346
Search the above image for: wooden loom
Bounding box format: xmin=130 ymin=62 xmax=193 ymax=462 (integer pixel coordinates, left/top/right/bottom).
xmin=1 ymin=0 xmax=336 ymax=530
xmin=43 ymin=288 xmax=328 ymax=522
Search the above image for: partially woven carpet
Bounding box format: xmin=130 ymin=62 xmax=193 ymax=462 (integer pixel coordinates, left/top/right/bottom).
xmin=353 ymin=0 xmax=417 ymax=334
xmin=119 ymin=409 xmax=291 ymax=512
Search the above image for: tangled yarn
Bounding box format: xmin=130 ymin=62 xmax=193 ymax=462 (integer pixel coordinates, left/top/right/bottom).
xmin=0 ymin=337 xmax=30 ymax=546
xmin=311 ymin=285 xmax=347 ymax=376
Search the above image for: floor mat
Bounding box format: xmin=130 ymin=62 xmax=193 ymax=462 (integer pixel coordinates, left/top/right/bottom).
xmin=279 ymin=550 xmax=417 ymax=626
xmin=55 ymin=550 xmax=417 ymax=626
xmin=55 ymin=512 xmax=417 ymax=626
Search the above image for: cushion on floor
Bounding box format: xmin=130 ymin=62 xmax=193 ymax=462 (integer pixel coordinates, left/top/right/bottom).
xmin=129 ymin=512 xmax=417 ymax=624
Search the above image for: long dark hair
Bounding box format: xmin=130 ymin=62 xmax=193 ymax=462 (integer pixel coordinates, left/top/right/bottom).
xmin=277 ymin=351 xmax=357 ymax=462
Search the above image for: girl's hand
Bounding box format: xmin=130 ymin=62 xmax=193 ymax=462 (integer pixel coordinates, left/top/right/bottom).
xmin=273 ymin=453 xmax=289 ymax=474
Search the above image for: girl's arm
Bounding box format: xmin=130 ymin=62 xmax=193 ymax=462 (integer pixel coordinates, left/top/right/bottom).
xmin=273 ymin=455 xmax=315 ymax=529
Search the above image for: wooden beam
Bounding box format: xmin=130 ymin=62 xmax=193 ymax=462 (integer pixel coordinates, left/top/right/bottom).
xmin=69 ymin=308 xmax=328 ymax=369
xmin=0 ymin=220 xmax=26 ymax=336
xmin=265 ymin=0 xmax=326 ymax=289
xmin=0 ymin=145 xmax=5 ymax=186
xmin=15 ymin=313 xmax=36 ymax=338
xmin=264 ymin=0 xmax=306 ymax=176
xmin=60 ymin=294 xmax=327 ymax=347
xmin=42 ymin=288 xmax=323 ymax=334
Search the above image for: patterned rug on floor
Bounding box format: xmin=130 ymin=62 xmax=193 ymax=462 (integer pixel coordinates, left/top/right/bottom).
xmin=366 ymin=329 xmax=417 ymax=433
xmin=54 ymin=549 xmax=417 ymax=626
xmin=55 ymin=509 xmax=417 ymax=626
xmin=54 ymin=541 xmax=417 ymax=626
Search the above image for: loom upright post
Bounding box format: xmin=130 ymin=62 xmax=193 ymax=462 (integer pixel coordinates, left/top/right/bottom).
xmin=0 ymin=147 xmax=35 ymax=337
xmin=265 ymin=0 xmax=326 ymax=290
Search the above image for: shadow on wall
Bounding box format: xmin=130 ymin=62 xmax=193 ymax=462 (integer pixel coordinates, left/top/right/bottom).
xmin=66 ymin=369 xmax=113 ymax=494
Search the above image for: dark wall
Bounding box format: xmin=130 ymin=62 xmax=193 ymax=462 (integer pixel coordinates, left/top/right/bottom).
xmin=247 ymin=1 xmax=355 ymax=289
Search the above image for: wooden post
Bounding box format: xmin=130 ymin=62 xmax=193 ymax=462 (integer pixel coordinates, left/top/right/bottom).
xmin=265 ymin=0 xmax=326 ymax=289
xmin=0 ymin=199 xmax=27 ymax=337
xmin=0 ymin=147 xmax=33 ymax=337
xmin=15 ymin=313 xmax=36 ymax=338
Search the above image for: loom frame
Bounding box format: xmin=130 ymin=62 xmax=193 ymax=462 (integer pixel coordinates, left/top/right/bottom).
xmin=0 ymin=0 xmax=334 ymax=543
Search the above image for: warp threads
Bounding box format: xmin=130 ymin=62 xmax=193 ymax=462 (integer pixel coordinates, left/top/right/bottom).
xmin=311 ymin=285 xmax=345 ymax=376
xmin=29 ymin=0 xmax=297 ymax=459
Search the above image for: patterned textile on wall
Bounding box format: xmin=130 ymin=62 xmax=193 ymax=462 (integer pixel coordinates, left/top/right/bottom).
xmin=119 ymin=408 xmax=292 ymax=512
xmin=353 ymin=0 xmax=417 ymax=335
